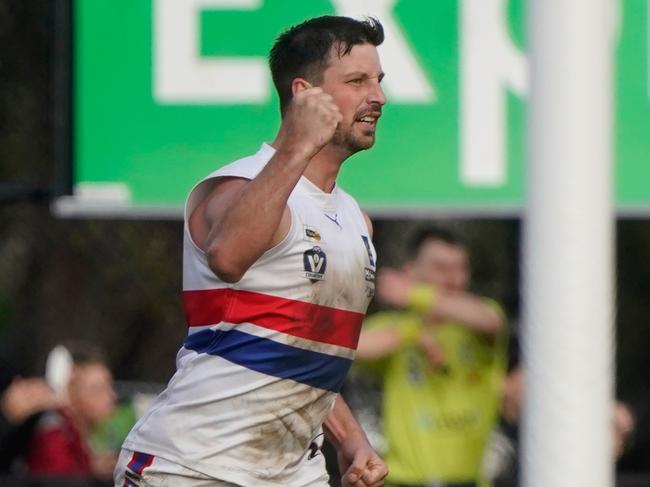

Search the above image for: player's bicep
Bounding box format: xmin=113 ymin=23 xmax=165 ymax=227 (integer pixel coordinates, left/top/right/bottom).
xmin=189 ymin=176 xmax=291 ymax=253
xmin=188 ymin=177 xmax=249 ymax=252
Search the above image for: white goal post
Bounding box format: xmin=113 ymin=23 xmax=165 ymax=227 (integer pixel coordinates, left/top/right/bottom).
xmin=522 ymin=1 xmax=617 ymax=486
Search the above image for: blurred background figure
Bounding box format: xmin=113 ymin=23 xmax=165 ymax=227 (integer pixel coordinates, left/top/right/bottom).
xmin=616 ymin=379 xmax=650 ymax=477
xmin=25 ymin=342 xmax=117 ymax=480
xmin=613 ymin=402 xmax=636 ymax=461
xmin=356 ymin=227 xmax=506 ymax=487
xmin=481 ymin=364 xmax=522 ymax=487
xmin=0 ymin=358 xmax=60 ymax=473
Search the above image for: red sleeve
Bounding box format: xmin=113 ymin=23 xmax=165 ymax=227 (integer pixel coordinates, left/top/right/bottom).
xmin=27 ymin=427 xmax=90 ymax=475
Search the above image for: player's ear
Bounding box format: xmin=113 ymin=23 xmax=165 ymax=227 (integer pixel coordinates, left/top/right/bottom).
xmin=291 ymin=78 xmax=313 ymax=95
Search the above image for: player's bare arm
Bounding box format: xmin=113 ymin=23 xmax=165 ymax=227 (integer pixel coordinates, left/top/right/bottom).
xmin=190 ymin=84 xmax=342 ymax=282
xmin=324 ymin=395 xmax=388 ymax=487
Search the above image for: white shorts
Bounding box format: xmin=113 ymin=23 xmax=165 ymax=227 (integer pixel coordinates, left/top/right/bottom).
xmin=114 ymin=449 xmax=238 ymax=487
xmin=113 ymin=448 xmax=330 ymax=487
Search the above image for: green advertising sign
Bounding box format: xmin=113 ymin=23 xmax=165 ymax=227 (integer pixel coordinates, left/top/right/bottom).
xmin=57 ymin=0 xmax=650 ymax=216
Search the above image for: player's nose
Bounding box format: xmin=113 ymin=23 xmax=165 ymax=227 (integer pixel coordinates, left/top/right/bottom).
xmin=367 ymin=80 xmax=386 ymax=106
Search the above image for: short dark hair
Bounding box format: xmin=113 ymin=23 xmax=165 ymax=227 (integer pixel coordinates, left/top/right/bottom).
xmin=61 ymin=340 xmax=108 ymax=368
xmin=269 ymin=16 xmax=384 ymax=114
xmin=406 ymin=227 xmax=465 ymax=260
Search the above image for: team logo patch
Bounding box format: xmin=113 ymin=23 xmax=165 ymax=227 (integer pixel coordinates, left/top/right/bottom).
xmin=303 ymin=225 xmax=322 ymax=242
xmin=303 ymin=246 xmax=327 ymax=282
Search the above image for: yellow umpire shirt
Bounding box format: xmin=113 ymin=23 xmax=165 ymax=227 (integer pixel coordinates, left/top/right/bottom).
xmin=358 ymin=302 xmax=506 ymax=485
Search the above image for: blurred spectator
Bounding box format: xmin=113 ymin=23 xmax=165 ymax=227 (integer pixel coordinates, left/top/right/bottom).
xmin=481 ymin=366 xmax=522 ymax=487
xmin=613 ymin=402 xmax=636 ymax=461
xmin=356 ymin=227 xmax=507 ymax=487
xmin=0 ymin=359 xmax=60 ymax=472
xmin=617 ymin=388 xmax=650 ymax=472
xmin=90 ymin=401 xmax=138 ymax=459
xmin=25 ymin=342 xmax=117 ymax=479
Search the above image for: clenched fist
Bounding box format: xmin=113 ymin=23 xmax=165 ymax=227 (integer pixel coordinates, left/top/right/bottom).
xmin=279 ymin=86 xmax=342 ymax=159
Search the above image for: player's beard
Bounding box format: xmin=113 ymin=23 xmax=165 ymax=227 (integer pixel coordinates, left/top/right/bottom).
xmin=331 ymin=105 xmax=381 ymax=154
xmin=331 ymin=124 xmax=376 ymax=154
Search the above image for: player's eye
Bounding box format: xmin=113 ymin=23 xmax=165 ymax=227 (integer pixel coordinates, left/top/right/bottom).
xmin=348 ymin=78 xmax=363 ymax=85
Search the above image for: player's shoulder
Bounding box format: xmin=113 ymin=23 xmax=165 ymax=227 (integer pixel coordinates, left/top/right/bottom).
xmin=204 ymin=143 xmax=275 ymax=182
xmin=184 ymin=143 xmax=274 ymax=223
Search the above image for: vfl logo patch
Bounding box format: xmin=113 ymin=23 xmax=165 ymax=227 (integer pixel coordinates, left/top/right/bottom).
xmin=303 ymin=225 xmax=322 ymax=242
xmin=303 ymin=246 xmax=327 ymax=282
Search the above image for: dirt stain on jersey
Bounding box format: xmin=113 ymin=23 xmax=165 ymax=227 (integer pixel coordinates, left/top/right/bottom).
xmin=245 ymin=381 xmax=333 ymax=480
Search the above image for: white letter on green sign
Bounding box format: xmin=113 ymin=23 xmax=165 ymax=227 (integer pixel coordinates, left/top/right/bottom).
xmin=153 ymin=0 xmax=268 ymax=104
xmin=460 ymin=0 xmax=528 ymax=186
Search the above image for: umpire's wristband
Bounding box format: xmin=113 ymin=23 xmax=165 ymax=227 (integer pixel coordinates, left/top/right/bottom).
xmin=407 ymin=284 xmax=437 ymax=315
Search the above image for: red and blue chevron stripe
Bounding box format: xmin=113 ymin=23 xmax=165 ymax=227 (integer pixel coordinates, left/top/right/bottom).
xmin=183 ymin=288 xmax=364 ymax=349
xmin=182 ymin=288 xmax=364 ymax=392
xmin=123 ymin=451 xmax=154 ymax=486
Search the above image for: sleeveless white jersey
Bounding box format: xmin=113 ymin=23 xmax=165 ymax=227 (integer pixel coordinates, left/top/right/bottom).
xmin=122 ymin=143 xmax=377 ymax=487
